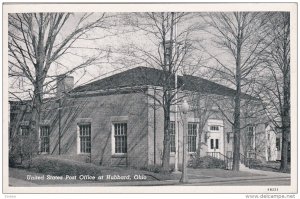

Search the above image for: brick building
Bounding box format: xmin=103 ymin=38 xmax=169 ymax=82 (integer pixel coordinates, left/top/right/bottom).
xmin=9 ymin=67 xmax=275 ymax=168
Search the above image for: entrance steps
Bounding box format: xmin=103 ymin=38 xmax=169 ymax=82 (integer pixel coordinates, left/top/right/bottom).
xmin=239 ymin=162 xmax=251 ymax=171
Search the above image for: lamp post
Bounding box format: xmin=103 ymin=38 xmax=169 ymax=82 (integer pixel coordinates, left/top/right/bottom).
xmin=180 ymin=100 xmax=189 ymax=183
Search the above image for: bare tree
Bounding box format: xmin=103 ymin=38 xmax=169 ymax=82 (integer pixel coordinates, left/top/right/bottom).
xmin=201 ymin=12 xmax=270 ymax=171
xmin=118 ymin=12 xmax=203 ymax=171
xmin=256 ymin=12 xmax=290 ymax=172
xmin=8 ymin=13 xmax=110 ymax=159
xmin=191 ymin=93 xmax=213 ymax=159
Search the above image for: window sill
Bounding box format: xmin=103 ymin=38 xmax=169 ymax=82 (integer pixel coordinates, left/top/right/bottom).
xmin=112 ymin=154 xmax=127 ymax=158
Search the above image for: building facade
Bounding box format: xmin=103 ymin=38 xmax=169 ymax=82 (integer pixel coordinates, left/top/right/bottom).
xmin=9 ymin=67 xmax=275 ymax=168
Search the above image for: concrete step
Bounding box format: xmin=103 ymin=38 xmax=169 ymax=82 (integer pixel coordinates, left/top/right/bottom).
xmin=239 ymin=163 xmax=251 ymax=171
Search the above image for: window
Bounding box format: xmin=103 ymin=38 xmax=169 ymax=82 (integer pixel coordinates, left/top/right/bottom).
xmin=227 ymin=132 xmax=231 ymax=143
xmin=165 ymin=41 xmax=172 ymax=65
xmin=247 ymin=125 xmax=254 ymax=149
xmin=170 ymin=121 xmax=176 ymax=153
xmin=204 ymin=133 xmax=208 ymax=143
xmin=188 ymin=123 xmax=197 ymax=152
xmin=20 ymin=126 xmax=29 ymax=136
xmin=79 ymin=124 xmax=91 ymax=154
xmin=40 ymin=126 xmax=50 ymax=153
xmin=114 ymin=123 xmax=127 ymax=154
xmin=210 ymin=139 xmax=214 ymax=149
xmin=19 ymin=125 xmax=29 ymax=153
xmin=210 ymin=125 xmax=219 ymax=131
xmin=268 ymin=132 xmax=270 ymax=141
xmin=247 ymin=126 xmax=254 ymax=134
xmin=215 ymin=139 xmax=219 ymax=149
xmin=276 ymin=138 xmax=281 ymax=151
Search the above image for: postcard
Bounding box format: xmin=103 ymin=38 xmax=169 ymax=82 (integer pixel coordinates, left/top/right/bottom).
xmin=2 ymin=2 xmax=297 ymax=195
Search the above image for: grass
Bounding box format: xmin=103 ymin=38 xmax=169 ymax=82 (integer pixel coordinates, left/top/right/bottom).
xmin=9 ymin=156 xmax=179 ymax=185
xmin=9 ymin=156 xmax=269 ymax=186
xmin=186 ymin=168 xmax=263 ymax=178
xmin=250 ymin=161 xmax=291 ymax=173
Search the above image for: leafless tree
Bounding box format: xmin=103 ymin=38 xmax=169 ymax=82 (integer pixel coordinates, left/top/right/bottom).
xmin=256 ymin=12 xmax=290 ymax=172
xmin=8 ymin=13 xmax=110 ymax=160
xmin=118 ymin=12 xmax=204 ymax=171
xmin=190 ymin=93 xmax=214 ymax=159
xmin=201 ymin=12 xmax=271 ymax=171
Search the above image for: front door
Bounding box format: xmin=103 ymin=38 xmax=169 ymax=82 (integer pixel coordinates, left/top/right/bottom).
xmin=208 ymin=138 xmax=220 ymax=158
xmin=207 ymin=120 xmax=224 ymax=159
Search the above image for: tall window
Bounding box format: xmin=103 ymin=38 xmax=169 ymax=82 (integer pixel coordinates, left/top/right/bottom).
xmin=40 ymin=126 xmax=50 ymax=153
xmin=19 ymin=125 xmax=29 ymax=153
xmin=210 ymin=139 xmax=214 ymax=149
xmin=227 ymin=132 xmax=231 ymax=143
xmin=114 ymin=123 xmax=127 ymax=154
xmin=79 ymin=124 xmax=91 ymax=153
xmin=276 ymin=138 xmax=281 ymax=151
xmin=247 ymin=126 xmax=254 ymax=150
xmin=188 ymin=123 xmax=197 ymax=152
xmin=169 ymin=121 xmax=176 ymax=153
xmin=215 ymin=139 xmax=219 ymax=149
xmin=165 ymin=41 xmax=172 ymax=65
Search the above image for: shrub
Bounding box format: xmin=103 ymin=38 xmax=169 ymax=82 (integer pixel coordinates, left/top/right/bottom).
xmin=25 ymin=156 xmax=102 ymax=180
xmin=9 ymin=153 xmax=18 ymax=168
xmin=248 ymin=158 xmax=263 ymax=168
xmin=188 ymin=156 xmax=226 ymax=169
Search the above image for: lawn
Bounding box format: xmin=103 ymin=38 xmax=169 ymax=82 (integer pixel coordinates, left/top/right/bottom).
xmin=187 ymin=168 xmax=263 ymax=178
xmin=9 ymin=156 xmax=179 ymax=185
xmin=9 ymin=167 xmax=179 ymax=185
xmin=9 ymin=156 xmax=267 ymax=186
xmin=250 ymin=161 xmax=291 ymax=173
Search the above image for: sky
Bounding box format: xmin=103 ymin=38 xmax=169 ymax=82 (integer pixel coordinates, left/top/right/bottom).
xmin=8 ymin=12 xmax=273 ymax=100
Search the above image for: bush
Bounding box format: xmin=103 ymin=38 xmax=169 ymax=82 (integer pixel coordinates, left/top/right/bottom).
xmin=24 ymin=156 xmax=102 ymax=180
xmin=188 ymin=156 xmax=226 ymax=169
xmin=9 ymin=153 xmax=18 ymax=168
xmin=248 ymin=158 xmax=263 ymax=168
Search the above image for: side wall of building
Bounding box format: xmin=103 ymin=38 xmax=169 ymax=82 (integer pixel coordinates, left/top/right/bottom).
xmin=38 ymin=92 xmax=149 ymax=168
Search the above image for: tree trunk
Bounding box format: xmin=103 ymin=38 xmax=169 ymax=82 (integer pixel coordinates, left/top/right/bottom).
xmin=280 ymin=69 xmax=290 ymax=172
xmin=196 ymin=128 xmax=203 ymax=159
xmin=232 ymin=92 xmax=241 ymax=171
xmin=161 ymin=104 xmax=171 ymax=172
xmin=29 ymin=74 xmax=44 ymax=159
xmin=232 ymin=33 xmax=242 ymax=171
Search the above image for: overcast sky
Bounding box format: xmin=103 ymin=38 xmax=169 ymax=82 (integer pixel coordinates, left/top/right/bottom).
xmin=8 ymin=12 xmax=270 ymax=100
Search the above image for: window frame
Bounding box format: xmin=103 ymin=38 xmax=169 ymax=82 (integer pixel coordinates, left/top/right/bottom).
xmin=188 ymin=122 xmax=197 ymax=153
xmin=40 ymin=125 xmax=50 ymax=154
xmin=20 ymin=125 xmax=29 ymax=136
xmin=210 ymin=139 xmax=214 ymax=149
xmin=276 ymin=138 xmax=281 ymax=151
xmin=209 ymin=125 xmax=220 ymax=132
xmin=169 ymin=121 xmax=176 ymax=153
xmin=215 ymin=139 xmax=219 ymax=149
xmin=227 ymin=132 xmax=231 ymax=144
xmin=247 ymin=125 xmax=255 ymax=150
xmin=112 ymin=122 xmax=128 ymax=156
xmin=77 ymin=123 xmax=91 ymax=154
